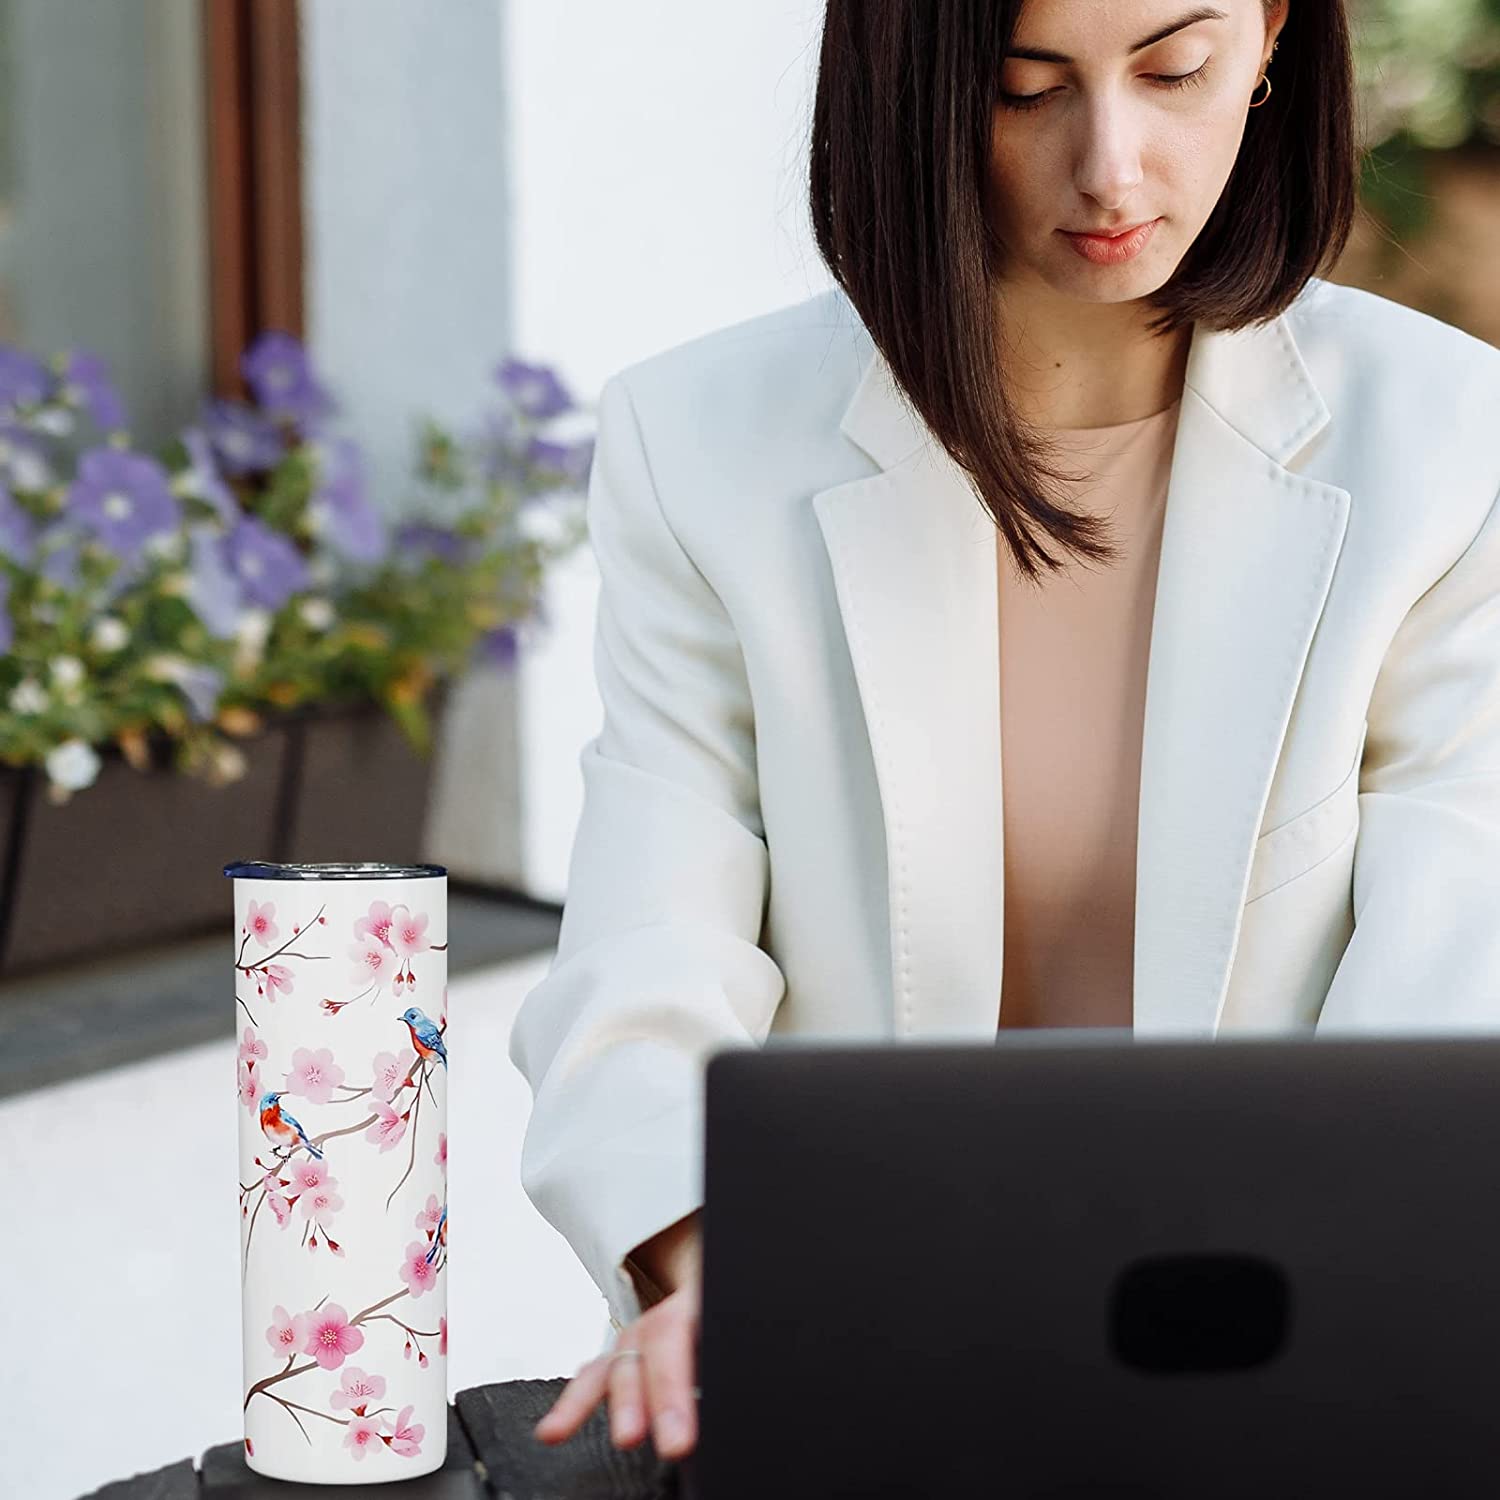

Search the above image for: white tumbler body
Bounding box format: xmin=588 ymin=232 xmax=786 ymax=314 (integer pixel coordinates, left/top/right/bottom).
xmin=227 ymin=861 xmax=448 ymax=1484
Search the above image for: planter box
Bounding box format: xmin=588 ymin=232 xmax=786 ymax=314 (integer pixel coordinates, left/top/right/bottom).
xmin=0 ymin=725 xmax=291 ymax=976
xmin=0 ymin=691 xmax=447 ymax=977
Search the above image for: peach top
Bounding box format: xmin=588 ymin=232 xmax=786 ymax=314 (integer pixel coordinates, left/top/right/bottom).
xmin=996 ymin=396 xmax=1183 ymax=1031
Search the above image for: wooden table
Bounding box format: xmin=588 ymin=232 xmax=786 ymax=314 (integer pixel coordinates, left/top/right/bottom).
xmin=83 ymin=1378 xmax=700 ymax=1499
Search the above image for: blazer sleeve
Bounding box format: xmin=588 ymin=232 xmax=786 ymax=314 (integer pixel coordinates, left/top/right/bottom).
xmin=506 ymin=371 xmax=787 ymax=1331
xmin=1317 ymin=471 xmax=1500 ymax=1032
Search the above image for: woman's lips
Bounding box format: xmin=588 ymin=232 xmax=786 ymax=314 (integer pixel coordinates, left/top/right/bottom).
xmin=1059 ymin=218 xmax=1161 ymax=265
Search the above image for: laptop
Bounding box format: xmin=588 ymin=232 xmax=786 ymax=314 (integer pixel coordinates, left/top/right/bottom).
xmin=684 ymin=1030 xmax=1500 ymax=1498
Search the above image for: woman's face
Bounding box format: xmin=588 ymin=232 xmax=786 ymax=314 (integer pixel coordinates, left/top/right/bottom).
xmin=987 ymin=0 xmax=1289 ymax=303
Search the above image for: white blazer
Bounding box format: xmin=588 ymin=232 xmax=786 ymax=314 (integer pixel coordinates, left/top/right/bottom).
xmin=508 ymin=274 xmax=1500 ymax=1332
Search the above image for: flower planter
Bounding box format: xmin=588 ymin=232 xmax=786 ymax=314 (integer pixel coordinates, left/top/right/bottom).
xmin=0 ymin=725 xmax=292 ymax=976
xmin=276 ymin=686 xmax=448 ymax=868
xmin=0 ymin=689 xmax=447 ymax=977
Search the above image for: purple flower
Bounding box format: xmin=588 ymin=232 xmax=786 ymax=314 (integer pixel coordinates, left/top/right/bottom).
xmin=0 ymin=484 xmax=37 ymax=565
xmin=0 ymin=572 xmax=11 ymax=654
xmin=395 ymin=521 xmax=470 ymax=567
xmin=526 ymin=434 xmax=594 ymax=488
xmin=0 ymin=346 xmax=50 ymax=412
xmin=475 ymin=622 xmax=519 ymax=670
xmin=65 ymin=447 xmax=182 ymax=560
xmin=160 ymin=660 xmax=225 ymax=721
xmin=473 ymin=408 xmax=530 ymax=487
xmin=186 ymin=524 xmax=245 ymax=638
xmin=310 ymin=437 xmax=387 ymax=563
xmin=493 ymin=358 xmax=574 ymax=421
xmin=178 ymin=427 xmax=239 ymax=526
xmin=60 ymin=350 xmax=127 ymax=432
xmin=225 ymin=514 xmax=309 ymax=609
xmin=201 ymin=398 xmax=285 ymax=476
xmin=241 ymin=331 xmax=336 ymax=431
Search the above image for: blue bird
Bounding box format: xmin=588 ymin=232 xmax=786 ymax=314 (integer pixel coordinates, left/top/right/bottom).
xmin=398 ymin=1007 xmax=448 ymax=1070
xmin=259 ymin=1091 xmax=324 ymax=1159
xmin=425 ymin=1203 xmax=447 ymax=1265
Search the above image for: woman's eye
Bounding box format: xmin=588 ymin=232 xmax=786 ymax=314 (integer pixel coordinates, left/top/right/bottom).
xmin=1000 ymin=61 xmax=1210 ymax=112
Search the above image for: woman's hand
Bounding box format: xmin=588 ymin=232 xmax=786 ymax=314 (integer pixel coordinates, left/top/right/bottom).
xmin=532 ymin=1271 xmax=702 ymax=1459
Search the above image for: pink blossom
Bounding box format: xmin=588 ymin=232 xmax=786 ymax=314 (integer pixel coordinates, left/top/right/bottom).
xmin=389 ymin=905 xmax=430 ymax=960
xmin=433 ymin=1132 xmax=447 ymax=1172
xmin=393 ymin=971 xmax=406 ymax=997
xmin=246 ymin=899 xmax=278 ymax=946
xmin=287 ymin=1158 xmax=331 ymax=1195
xmin=263 ymin=963 xmax=294 ymax=998
xmin=237 ymin=1059 xmax=258 ymax=1110
xmin=343 ymin=1414 xmax=384 ymax=1460
xmin=329 ymin=1366 xmax=386 ymax=1412
xmin=439 ymin=1316 xmax=447 ymax=1356
xmin=353 ymin=899 xmax=396 ymax=949
xmin=388 ymin=1404 xmax=425 ymax=1458
xmin=365 ymin=1100 xmax=407 ymax=1153
xmin=300 ymin=1184 xmax=345 ymax=1227
xmin=283 ymin=1045 xmax=345 ymax=1105
xmin=414 ymin=1193 xmax=443 ymax=1234
xmin=348 ymin=935 xmax=396 ymax=989
xmin=302 ymin=1302 xmax=364 ymax=1369
xmin=370 ymin=1047 xmax=417 ymax=1103
xmin=267 ymin=1192 xmax=292 ymax=1227
xmin=238 ymin=1027 xmax=268 ymax=1064
xmin=265 ymin=1304 xmax=308 ymax=1359
xmin=399 ymin=1240 xmax=438 ymax=1298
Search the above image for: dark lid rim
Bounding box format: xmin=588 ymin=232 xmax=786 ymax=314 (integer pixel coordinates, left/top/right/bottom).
xmin=223 ymin=861 xmax=448 ymax=880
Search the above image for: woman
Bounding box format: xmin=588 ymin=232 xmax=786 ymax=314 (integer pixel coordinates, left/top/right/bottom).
xmin=515 ymin=0 xmax=1500 ymax=1466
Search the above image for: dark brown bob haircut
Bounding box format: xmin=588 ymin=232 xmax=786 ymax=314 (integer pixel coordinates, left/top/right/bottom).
xmin=808 ymin=1 xmax=1359 ymax=585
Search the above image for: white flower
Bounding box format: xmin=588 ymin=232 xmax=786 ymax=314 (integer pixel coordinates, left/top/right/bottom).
xmin=210 ymin=742 xmax=248 ymax=784
xmin=90 ymin=616 xmax=130 ymax=652
xmin=144 ymin=530 xmax=187 ymax=563
xmin=0 ymin=438 xmax=52 ymax=491
xmin=8 ymin=679 xmax=47 ymax=715
xmin=29 ymin=406 xmax=74 ymax=437
xmin=235 ymin=608 xmax=272 ymax=652
xmin=298 ymin=597 xmax=335 ymax=631
xmin=143 ymin=652 xmax=191 ymax=684
xmin=50 ymin=655 xmax=85 ymax=690
xmin=45 ymin=738 xmax=101 ymax=793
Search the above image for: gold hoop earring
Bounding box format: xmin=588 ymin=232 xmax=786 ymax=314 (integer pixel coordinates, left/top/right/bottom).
xmin=1248 ymin=70 xmax=1272 ymax=107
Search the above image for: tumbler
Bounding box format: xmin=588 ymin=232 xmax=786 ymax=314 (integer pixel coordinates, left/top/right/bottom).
xmin=225 ymin=861 xmax=449 ymax=1483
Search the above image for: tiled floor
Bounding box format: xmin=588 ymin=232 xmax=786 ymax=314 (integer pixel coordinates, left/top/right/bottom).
xmin=0 ymin=950 xmax=615 ymax=1500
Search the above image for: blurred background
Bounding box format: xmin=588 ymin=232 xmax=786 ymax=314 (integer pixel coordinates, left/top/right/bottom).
xmin=0 ymin=1 xmax=1494 ymax=1495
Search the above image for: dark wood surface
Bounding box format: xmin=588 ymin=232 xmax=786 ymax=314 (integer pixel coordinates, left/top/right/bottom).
xmin=80 ymin=1378 xmax=697 ymax=1500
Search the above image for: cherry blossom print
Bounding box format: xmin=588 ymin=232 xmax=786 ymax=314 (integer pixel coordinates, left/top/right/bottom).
xmin=439 ymin=1316 xmax=447 ymax=1356
xmin=434 ymin=1132 xmax=447 ymax=1172
xmin=299 ymin=1183 xmax=345 ymax=1228
xmin=389 ymin=905 xmax=430 ymax=960
xmin=266 ymin=1191 xmax=292 ymax=1228
xmin=399 ymin=1240 xmax=439 ymax=1298
xmin=348 ymin=935 xmax=397 ymax=990
xmin=286 ymin=1158 xmax=331 ymax=1196
xmin=388 ymin=1405 xmax=425 ymax=1458
xmin=370 ymin=1046 xmax=417 ymax=1103
xmin=414 ymin=1194 xmax=443 ymax=1235
xmin=301 ymin=1302 xmax=364 ymax=1369
xmin=246 ymin=899 xmax=279 ymax=946
xmin=329 ymin=1366 xmax=387 ymax=1412
xmin=343 ymin=1414 xmax=383 ymax=1460
xmin=238 ymin=1027 xmax=268 ymax=1064
xmin=365 ymin=1099 xmax=408 ymax=1153
xmin=265 ymin=1304 xmax=309 ymax=1358
xmin=283 ymin=1045 xmax=345 ymax=1105
xmin=353 ymin=898 xmax=397 ymax=950
xmin=262 ymin=963 xmax=294 ymax=999
xmin=238 ymin=1059 xmax=259 ymax=1110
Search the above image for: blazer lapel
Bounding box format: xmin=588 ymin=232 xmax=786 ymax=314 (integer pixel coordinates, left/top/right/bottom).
xmin=812 ymin=298 xmax=1352 ymax=1039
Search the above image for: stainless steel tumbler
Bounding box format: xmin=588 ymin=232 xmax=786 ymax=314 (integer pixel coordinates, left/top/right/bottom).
xmin=225 ymin=861 xmax=449 ymax=1483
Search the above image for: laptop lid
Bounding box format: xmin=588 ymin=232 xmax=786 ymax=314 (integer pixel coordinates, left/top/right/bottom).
xmin=692 ymin=1032 xmax=1500 ymax=1498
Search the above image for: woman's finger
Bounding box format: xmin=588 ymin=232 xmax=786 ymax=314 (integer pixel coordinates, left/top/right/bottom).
xmin=639 ymin=1309 xmax=697 ymax=1457
xmin=607 ymin=1346 xmax=650 ymax=1447
xmin=532 ymin=1351 xmax=615 ymax=1442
